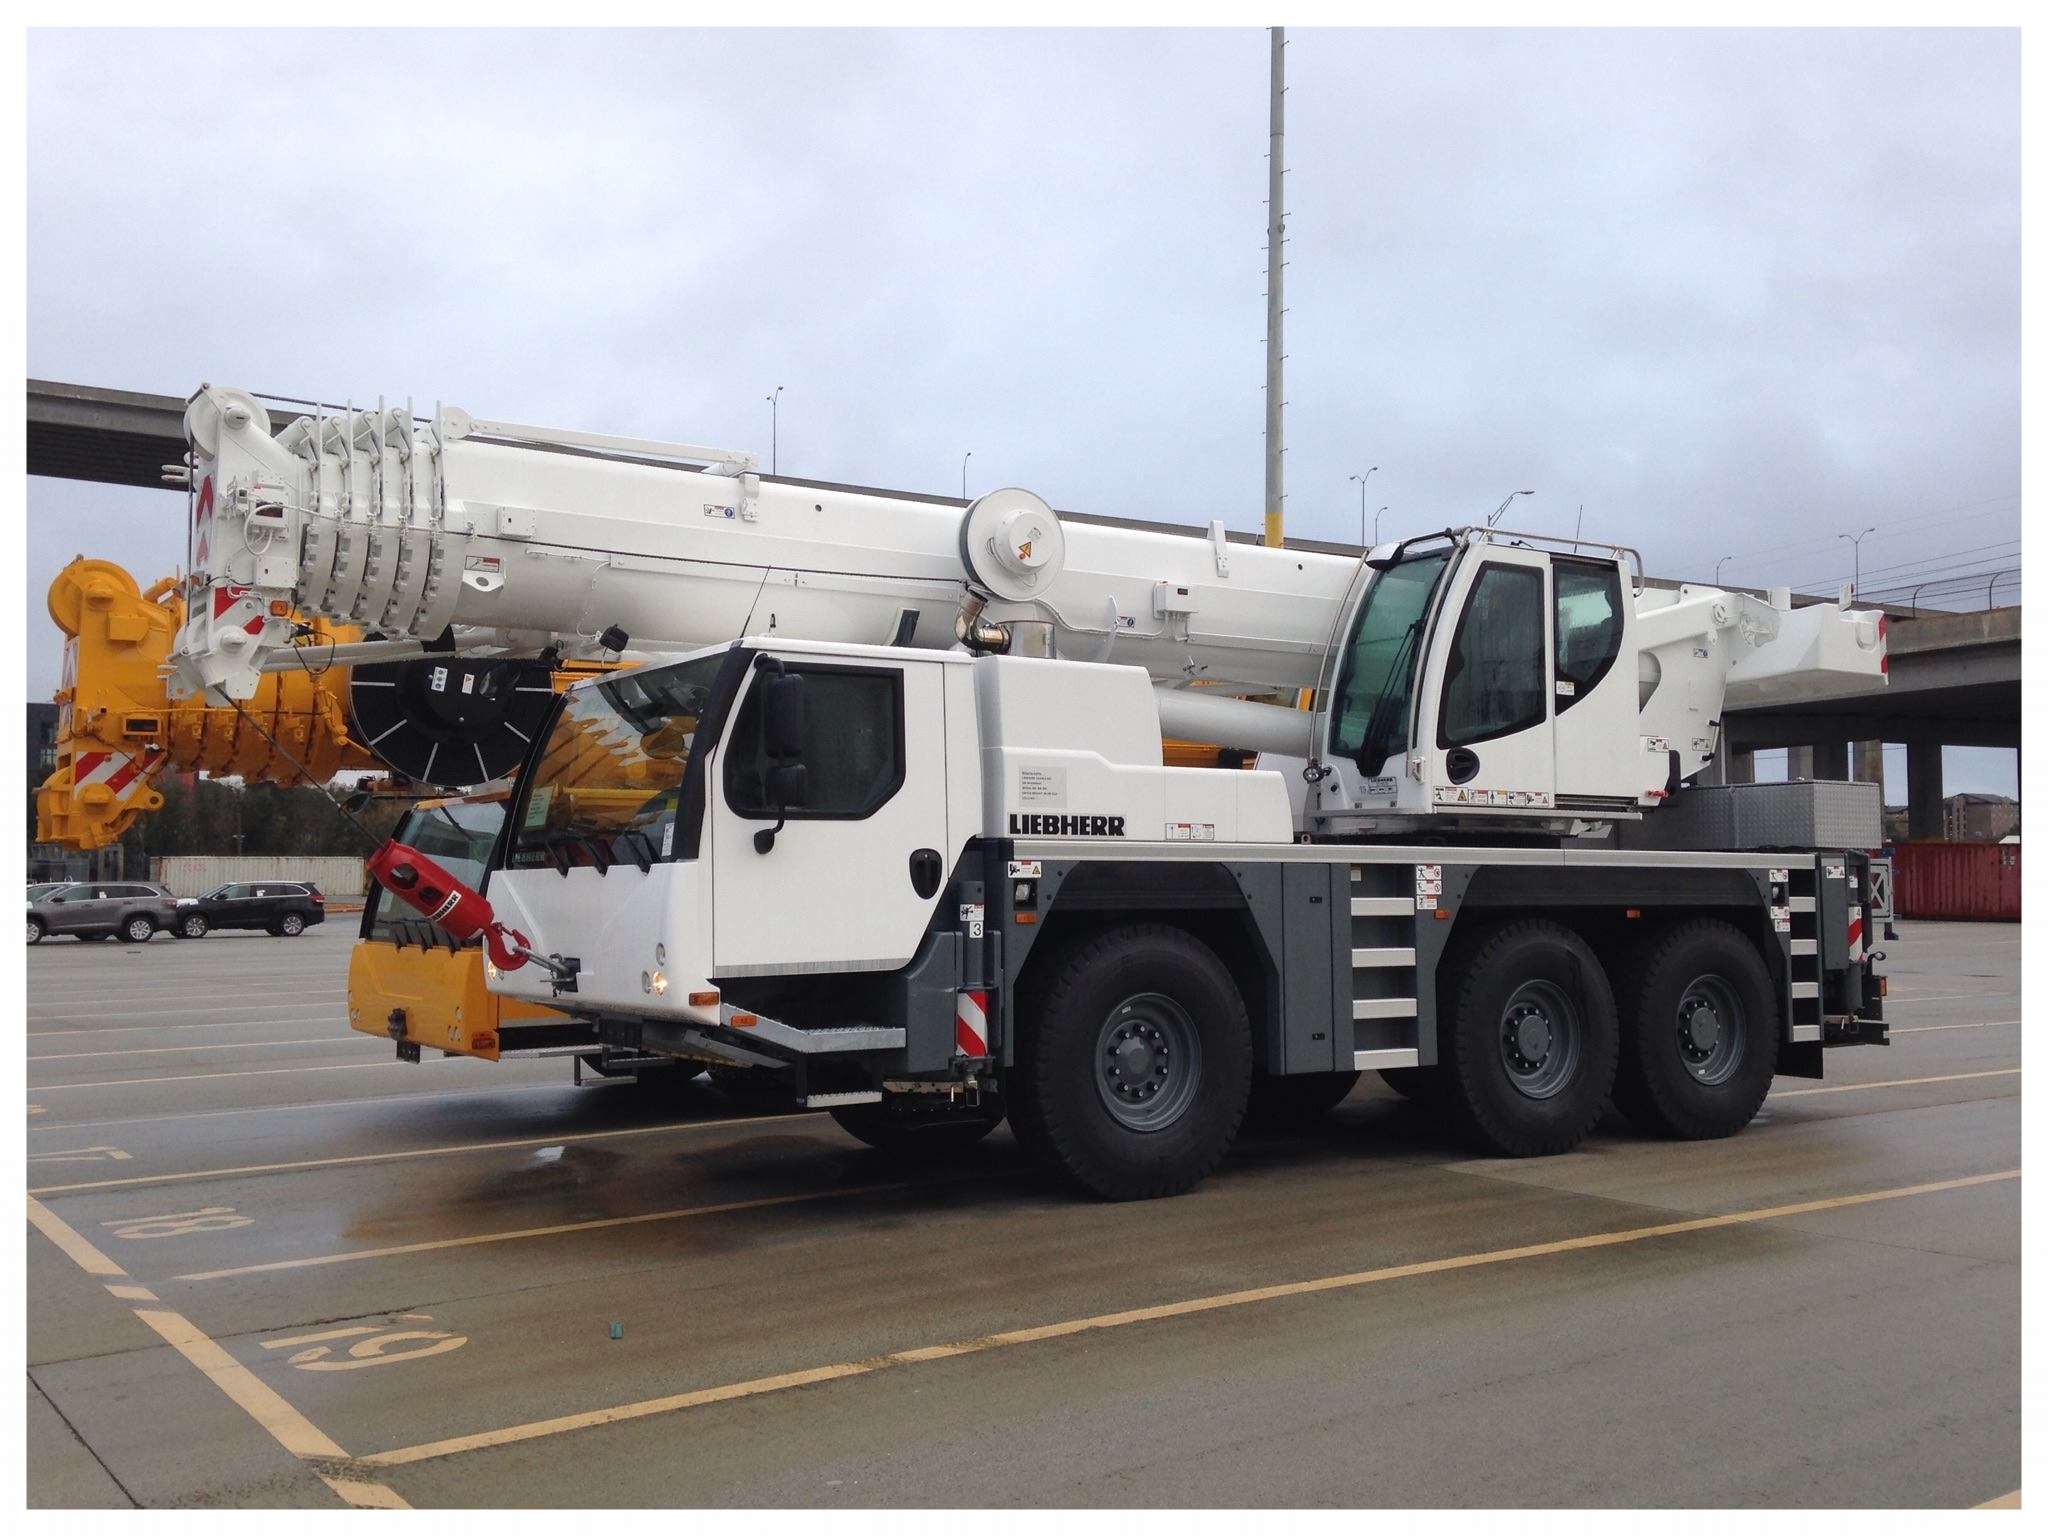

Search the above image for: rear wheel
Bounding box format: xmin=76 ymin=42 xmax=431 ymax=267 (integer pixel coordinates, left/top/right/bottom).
xmin=26 ymin=917 xmax=43 ymax=945
xmin=121 ymin=915 xmax=154 ymax=944
xmin=830 ymin=1095 xmax=1005 ymax=1154
xmin=277 ymin=912 xmax=306 ymax=937
xmin=1009 ymin=923 xmax=1252 ymax=1200
xmin=1438 ymin=921 xmax=1618 ymax=1157
xmin=1244 ymin=1070 xmax=1361 ymax=1128
xmin=1614 ymin=921 xmax=1778 ymax=1140
xmin=177 ymin=913 xmax=209 ymax=939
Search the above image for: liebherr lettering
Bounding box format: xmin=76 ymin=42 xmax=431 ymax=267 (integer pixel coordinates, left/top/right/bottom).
xmin=1007 ymin=814 xmax=1126 ymax=836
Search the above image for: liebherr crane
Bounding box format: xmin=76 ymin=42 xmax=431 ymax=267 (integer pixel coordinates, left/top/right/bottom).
xmin=168 ymin=384 xmax=1891 ymax=1200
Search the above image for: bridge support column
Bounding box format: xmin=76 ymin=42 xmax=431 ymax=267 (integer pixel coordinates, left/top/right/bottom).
xmin=1810 ymin=741 xmax=1849 ymax=779
xmin=1853 ymin=740 xmax=1885 ymax=786
xmin=1699 ymin=747 xmax=1754 ymax=786
xmin=1788 ymin=745 xmax=1814 ymax=780
xmin=1907 ymin=741 xmax=1945 ymax=841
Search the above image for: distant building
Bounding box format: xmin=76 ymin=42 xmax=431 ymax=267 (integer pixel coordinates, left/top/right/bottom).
xmin=1944 ymin=792 xmax=2020 ymax=843
xmin=27 ymin=702 xmax=58 ymax=783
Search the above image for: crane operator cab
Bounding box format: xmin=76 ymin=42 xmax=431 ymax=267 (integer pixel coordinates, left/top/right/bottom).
xmin=1301 ymin=526 xmax=1887 ymax=838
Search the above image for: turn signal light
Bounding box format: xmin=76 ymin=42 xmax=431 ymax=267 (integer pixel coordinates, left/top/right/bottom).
xmin=269 ymin=600 xmax=292 ymax=616
xmin=687 ymin=990 xmax=720 ymax=1007
xmin=1879 ymin=977 xmax=1889 ymax=997
xmin=730 ymin=1012 xmax=759 ymax=1029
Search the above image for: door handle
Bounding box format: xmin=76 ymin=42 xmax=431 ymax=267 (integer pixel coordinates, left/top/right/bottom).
xmin=1445 ymin=748 xmax=1480 ymax=785
xmin=908 ymin=848 xmax=943 ymax=900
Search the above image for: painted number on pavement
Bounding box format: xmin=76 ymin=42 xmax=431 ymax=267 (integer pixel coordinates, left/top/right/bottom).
xmin=260 ymin=1318 xmax=468 ymax=1371
xmin=102 ymin=1206 xmax=253 ymax=1240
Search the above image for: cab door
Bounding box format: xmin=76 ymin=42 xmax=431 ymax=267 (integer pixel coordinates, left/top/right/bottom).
xmin=1412 ymin=545 xmax=1555 ymax=811
xmin=709 ymin=655 xmax=950 ymax=976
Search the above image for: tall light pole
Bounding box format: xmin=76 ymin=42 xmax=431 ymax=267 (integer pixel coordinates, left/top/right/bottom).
xmin=1262 ymin=25 xmax=1287 ymax=548
xmin=1349 ymin=467 xmax=1378 ymax=546
xmin=1838 ymin=526 xmax=1877 ymax=595
xmin=962 ymin=451 xmax=973 ymax=501
xmin=1716 ymin=554 xmax=1733 ymax=586
xmin=765 ymin=385 xmax=783 ymax=475
xmin=1376 ymin=506 xmax=1389 ymax=544
xmin=1486 ymin=489 xmax=1534 ymax=527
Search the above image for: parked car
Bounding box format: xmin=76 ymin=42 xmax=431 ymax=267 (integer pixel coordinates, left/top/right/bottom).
xmin=171 ymin=881 xmax=327 ymax=939
xmin=28 ymin=882 xmax=180 ymax=944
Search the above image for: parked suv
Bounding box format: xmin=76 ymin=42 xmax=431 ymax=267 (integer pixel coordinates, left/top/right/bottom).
xmin=28 ymin=882 xmax=180 ymax=944
xmin=171 ymin=881 xmax=327 ymax=939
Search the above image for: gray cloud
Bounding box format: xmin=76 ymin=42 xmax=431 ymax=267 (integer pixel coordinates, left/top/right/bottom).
xmin=26 ymin=26 xmax=2019 ymax=792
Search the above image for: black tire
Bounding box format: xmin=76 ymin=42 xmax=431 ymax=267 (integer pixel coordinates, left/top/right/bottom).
xmin=27 ymin=917 xmax=43 ymax=945
xmin=830 ymin=1095 xmax=1005 ymax=1154
xmin=277 ymin=912 xmax=306 ymax=937
xmin=1613 ymin=920 xmax=1778 ymax=1140
xmin=1244 ymin=1070 xmax=1362 ymax=1128
xmin=1437 ymin=920 xmax=1619 ymax=1157
xmin=177 ymin=912 xmax=208 ymax=940
xmin=1009 ymin=923 xmax=1252 ymax=1200
xmin=121 ymin=915 xmax=155 ymax=944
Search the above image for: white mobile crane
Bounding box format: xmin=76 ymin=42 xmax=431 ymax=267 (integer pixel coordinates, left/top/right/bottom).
xmin=169 ymin=385 xmax=1892 ymax=1199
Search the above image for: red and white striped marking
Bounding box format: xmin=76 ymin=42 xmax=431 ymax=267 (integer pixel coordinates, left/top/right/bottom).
xmin=70 ymin=748 xmax=166 ymax=798
xmin=954 ymin=990 xmax=989 ymax=1057
xmin=1846 ymin=914 xmax=1864 ymax=964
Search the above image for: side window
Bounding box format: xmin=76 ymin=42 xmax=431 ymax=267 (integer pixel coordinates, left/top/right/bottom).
xmin=55 ymin=887 xmax=95 ymax=904
xmin=724 ymin=666 xmax=904 ymax=819
xmin=1554 ymin=562 xmax=1622 ymax=714
xmin=1440 ymin=563 xmax=1547 ymax=749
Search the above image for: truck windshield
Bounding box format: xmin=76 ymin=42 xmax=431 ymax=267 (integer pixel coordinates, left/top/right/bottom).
xmin=368 ymin=797 xmax=508 ymax=942
xmin=509 ymin=652 xmax=730 ymax=870
xmin=1330 ymin=549 xmax=1453 ymax=776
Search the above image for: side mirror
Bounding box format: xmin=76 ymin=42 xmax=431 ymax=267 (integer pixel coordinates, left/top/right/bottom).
xmin=762 ymin=671 xmax=806 ymax=761
xmin=769 ymin=761 xmax=808 ymax=809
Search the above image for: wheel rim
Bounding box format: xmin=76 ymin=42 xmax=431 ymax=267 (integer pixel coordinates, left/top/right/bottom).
xmin=283 ymin=915 xmax=303 ymax=934
xmin=1094 ymin=992 xmax=1203 ymax=1131
xmin=183 ymin=917 xmax=204 ymax=937
xmin=1496 ymin=979 xmax=1583 ymax=1100
xmin=27 ymin=921 xmax=38 ymax=943
xmin=1674 ymin=973 xmax=1746 ymax=1086
xmin=127 ymin=921 xmax=150 ymax=941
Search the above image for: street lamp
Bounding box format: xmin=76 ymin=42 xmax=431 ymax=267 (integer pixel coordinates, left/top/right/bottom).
xmin=962 ymin=451 xmax=973 ymax=500
xmin=765 ymin=386 xmax=783 ymax=475
xmin=1486 ymin=489 xmax=1534 ymax=528
xmin=1376 ymin=506 xmax=1389 ymax=544
xmin=1349 ymin=467 xmax=1379 ymax=546
xmin=1838 ymin=526 xmax=1877 ymax=595
xmin=1716 ymin=555 xmax=1733 ymax=586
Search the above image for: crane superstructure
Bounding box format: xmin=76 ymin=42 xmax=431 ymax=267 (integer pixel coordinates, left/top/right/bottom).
xmin=168 ymin=384 xmax=1892 ymax=1200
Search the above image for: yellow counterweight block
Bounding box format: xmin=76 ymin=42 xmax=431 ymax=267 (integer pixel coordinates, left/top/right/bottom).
xmin=38 ymin=558 xmax=372 ymax=848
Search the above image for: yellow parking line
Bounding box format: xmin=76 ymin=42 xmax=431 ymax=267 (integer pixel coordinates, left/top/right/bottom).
xmin=355 ymin=1167 xmax=2019 ymax=1469
xmin=30 ymin=1110 xmax=817 ymax=1194
xmin=25 ymin=1196 xmax=405 ymax=1510
xmin=1773 ymin=1068 xmax=2020 ymax=1099
xmin=174 ymin=1178 xmax=946 ymax=1281
xmin=1890 ymin=1020 xmax=2018 ymax=1034
xmin=32 ymin=1038 xmax=375 ymax=1062
xmin=31 ymin=1057 xmax=476 ymax=1091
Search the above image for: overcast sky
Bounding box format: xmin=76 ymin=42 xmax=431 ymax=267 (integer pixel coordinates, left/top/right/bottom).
xmin=24 ymin=26 xmax=2020 ymax=796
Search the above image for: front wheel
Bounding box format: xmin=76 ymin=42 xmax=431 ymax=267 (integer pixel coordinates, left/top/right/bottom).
xmin=830 ymin=1095 xmax=1005 ymax=1154
xmin=1614 ymin=921 xmax=1778 ymax=1140
xmin=121 ymin=915 xmax=155 ymax=944
xmin=27 ymin=917 xmax=43 ymax=945
xmin=177 ymin=913 xmax=208 ymax=940
xmin=1438 ymin=921 xmax=1619 ymax=1157
xmin=1009 ymin=923 xmax=1252 ymax=1200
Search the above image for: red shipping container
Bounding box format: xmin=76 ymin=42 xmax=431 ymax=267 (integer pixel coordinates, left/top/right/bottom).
xmin=1889 ymin=841 xmax=2021 ymax=922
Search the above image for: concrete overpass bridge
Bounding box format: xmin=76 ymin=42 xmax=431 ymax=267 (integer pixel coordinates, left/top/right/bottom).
xmin=29 ymin=378 xmax=2019 ymax=836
